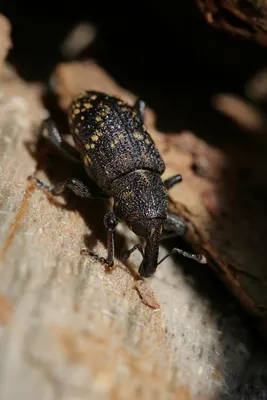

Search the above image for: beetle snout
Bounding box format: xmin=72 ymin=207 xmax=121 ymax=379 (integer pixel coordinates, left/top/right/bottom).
xmin=137 ymin=221 xmax=162 ymax=278
xmin=138 ymin=260 xmax=155 ymax=278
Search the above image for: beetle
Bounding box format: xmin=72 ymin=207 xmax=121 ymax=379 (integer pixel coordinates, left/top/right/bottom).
xmin=29 ymin=91 xmax=206 ymax=277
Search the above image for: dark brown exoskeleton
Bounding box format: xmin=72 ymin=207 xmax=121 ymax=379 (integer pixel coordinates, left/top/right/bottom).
xmin=30 ymin=91 xmax=206 ymax=277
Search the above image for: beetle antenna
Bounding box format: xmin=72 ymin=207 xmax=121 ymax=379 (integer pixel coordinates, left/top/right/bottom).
xmin=157 ymin=247 xmax=207 ymax=266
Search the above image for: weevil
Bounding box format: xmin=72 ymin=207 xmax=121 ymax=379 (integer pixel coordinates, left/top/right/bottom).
xmin=30 ymin=91 xmax=206 ymax=277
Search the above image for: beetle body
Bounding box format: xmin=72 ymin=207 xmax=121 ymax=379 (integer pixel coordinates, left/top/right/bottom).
xmin=68 ymin=91 xmax=168 ymax=276
xmin=32 ymin=91 xmax=205 ymax=278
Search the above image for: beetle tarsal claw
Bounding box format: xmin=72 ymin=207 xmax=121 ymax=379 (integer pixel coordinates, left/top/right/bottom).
xmin=198 ymin=255 xmax=208 ymax=264
xmin=27 ymin=175 xmax=51 ymax=191
xmin=80 ymin=247 xmax=115 ymax=269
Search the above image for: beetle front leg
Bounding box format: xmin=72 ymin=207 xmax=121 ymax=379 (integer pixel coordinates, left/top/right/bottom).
xmin=163 ymin=174 xmax=182 ymax=190
xmin=40 ymin=117 xmax=81 ymax=164
xmin=81 ymin=212 xmax=118 ymax=268
xmin=121 ymin=243 xmax=144 ymax=261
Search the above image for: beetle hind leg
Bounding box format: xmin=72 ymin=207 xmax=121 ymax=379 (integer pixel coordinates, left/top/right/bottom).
xmin=28 ymin=175 xmax=108 ymax=199
xmin=133 ymin=99 xmax=146 ymax=123
xmin=40 ymin=117 xmax=81 ymax=164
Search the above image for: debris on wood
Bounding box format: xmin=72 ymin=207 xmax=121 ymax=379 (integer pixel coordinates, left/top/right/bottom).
xmin=135 ymin=280 xmax=160 ymax=310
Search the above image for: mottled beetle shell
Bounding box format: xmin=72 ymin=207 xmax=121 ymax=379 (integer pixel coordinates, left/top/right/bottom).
xmin=68 ymin=91 xmax=165 ymax=191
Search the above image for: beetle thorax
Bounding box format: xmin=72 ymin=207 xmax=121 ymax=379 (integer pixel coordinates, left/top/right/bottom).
xmin=111 ymin=169 xmax=167 ymax=232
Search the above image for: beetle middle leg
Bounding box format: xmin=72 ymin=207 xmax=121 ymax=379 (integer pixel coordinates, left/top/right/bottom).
xmin=161 ymin=212 xmax=187 ymax=240
xmin=158 ymin=212 xmax=207 ymax=265
xmin=81 ymin=212 xmax=118 ymax=268
xmin=163 ymin=174 xmax=182 ymax=190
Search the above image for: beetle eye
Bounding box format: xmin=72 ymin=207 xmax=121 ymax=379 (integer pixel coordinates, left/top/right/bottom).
xmin=132 ymin=220 xmax=150 ymax=238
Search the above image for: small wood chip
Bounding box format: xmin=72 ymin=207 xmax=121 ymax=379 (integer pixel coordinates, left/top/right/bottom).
xmin=135 ymin=280 xmax=160 ymax=310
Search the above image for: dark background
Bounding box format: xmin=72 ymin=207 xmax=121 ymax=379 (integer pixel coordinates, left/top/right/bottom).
xmin=2 ymin=0 xmax=267 ymax=141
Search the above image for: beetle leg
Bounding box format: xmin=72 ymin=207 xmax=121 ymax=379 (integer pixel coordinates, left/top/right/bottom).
xmin=157 ymin=248 xmax=207 ymax=266
xmin=133 ymin=99 xmax=146 ymax=123
xmin=40 ymin=117 xmax=82 ymax=164
xmin=121 ymin=243 xmax=144 ymax=261
xmin=158 ymin=212 xmax=207 ymax=265
xmin=163 ymin=174 xmax=182 ymax=190
xmin=103 ymin=212 xmax=118 ymax=267
xmin=161 ymin=212 xmax=187 ymax=240
xmin=28 ymin=175 xmax=107 ymax=199
xmin=81 ymin=212 xmax=118 ymax=268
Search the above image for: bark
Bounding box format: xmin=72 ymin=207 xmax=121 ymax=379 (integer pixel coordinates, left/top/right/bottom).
xmin=195 ymin=0 xmax=267 ymax=46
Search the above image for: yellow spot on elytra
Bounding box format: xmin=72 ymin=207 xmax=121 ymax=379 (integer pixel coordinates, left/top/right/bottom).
xmin=111 ymin=143 xmax=115 ymax=148
xmin=84 ymin=103 xmax=93 ymax=109
xmin=74 ymin=108 xmax=80 ymax=114
xmin=159 ymin=225 xmax=163 ymax=234
xmin=85 ymin=143 xmax=90 ymax=150
xmin=117 ymin=100 xmax=123 ymax=105
xmin=76 ymin=102 xmax=81 ymax=107
xmin=142 ymin=124 xmax=146 ymax=129
xmin=121 ymin=107 xmax=127 ymax=112
xmin=81 ymin=108 xmax=86 ymax=112
xmin=132 ymin=110 xmax=137 ymax=117
xmin=91 ymin=95 xmax=97 ymax=100
xmin=145 ymin=138 xmax=150 ymax=145
xmin=118 ymin=134 xmax=124 ymax=139
xmin=133 ymin=132 xmax=144 ymax=140
xmin=101 ymin=111 xmax=107 ymax=117
xmin=81 ymin=116 xmax=85 ymax=120
xmin=96 ymin=130 xmax=103 ymax=136
xmin=77 ymin=92 xmax=86 ymax=99
xmin=84 ymin=155 xmax=90 ymax=166
xmin=92 ymin=135 xmax=99 ymax=141
xmin=95 ymin=116 xmax=102 ymax=122
xmin=91 ymin=144 xmax=95 ymax=149
xmin=75 ymin=128 xmax=79 ymax=135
